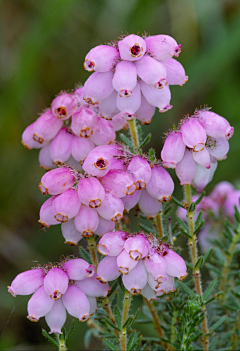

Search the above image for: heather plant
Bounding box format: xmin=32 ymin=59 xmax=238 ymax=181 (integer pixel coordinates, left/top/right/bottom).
xmin=8 ymin=32 xmax=239 ymax=351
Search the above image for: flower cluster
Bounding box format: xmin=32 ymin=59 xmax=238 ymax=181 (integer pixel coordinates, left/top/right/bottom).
xmin=96 ymin=231 xmax=187 ymax=301
xmin=8 ymin=258 xmax=110 ymax=333
xmin=83 ymin=33 xmax=187 ymax=123
xmin=161 ymin=109 xmax=234 ymax=192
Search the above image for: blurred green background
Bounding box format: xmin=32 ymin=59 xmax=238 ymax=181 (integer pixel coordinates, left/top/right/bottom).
xmin=1 ymin=0 xmax=240 ymax=349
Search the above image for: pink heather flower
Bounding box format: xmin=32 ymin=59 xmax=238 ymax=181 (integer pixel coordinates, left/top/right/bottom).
xmin=74 ymin=205 xmax=99 ymax=237
xmin=62 ymin=285 xmax=90 ymax=322
xmin=32 ymin=110 xmax=63 ymax=144
xmin=71 ymin=106 xmax=98 ymax=138
xmin=97 ymin=231 xmax=127 ymax=256
xmin=109 ymin=112 xmax=128 ymax=131
xmin=84 ymin=71 xmax=114 ymax=104
xmin=196 ymin=110 xmax=234 ymax=140
xmin=117 ymin=249 xmax=138 ymax=274
xmin=87 ymin=296 xmax=98 ymax=315
xmin=146 ymin=165 xmax=174 ymax=202
xmin=90 ymin=117 xmax=116 ymax=146
xmin=61 ymin=219 xmax=83 ymax=245
xmin=101 ymin=169 xmax=137 ymax=198
xmin=162 ymin=247 xmax=187 ymax=280
xmin=147 ymin=272 xmax=160 ymax=290
xmin=135 ymin=94 xmax=156 ymax=125
xmin=8 ymin=269 xmax=45 ymax=297
xmin=122 ymin=190 xmax=141 ymax=213
xmin=27 ymin=286 xmax=54 ymax=322
xmin=44 ymin=267 xmax=69 ymax=300
xmin=76 ymin=273 xmax=111 ymax=297
xmin=39 ymin=143 xmax=54 ymax=170
xmin=138 ymin=188 xmax=162 ymax=218
xmin=84 ymin=45 xmax=120 ymax=72
xmin=98 ymin=90 xmax=119 ymax=120
xmin=140 ymin=80 xmax=172 ymax=112
xmin=135 ymin=55 xmax=167 ymax=87
xmin=223 ymin=190 xmax=240 ymax=218
xmin=39 ymin=196 xmax=59 ymax=228
xmin=38 ymin=167 xmax=76 ymax=195
xmin=51 ymin=93 xmax=78 ymax=120
xmin=52 ymin=189 xmax=81 ymax=223
xmin=162 ymin=58 xmax=188 ymax=86
xmin=124 ymin=235 xmax=150 ymax=260
xmin=116 ymin=83 xmax=141 ymax=115
xmin=97 ymin=256 xmax=121 ymax=283
xmin=50 ymin=128 xmax=72 ymax=165
xmin=175 ymin=149 xmax=197 ymax=185
xmin=22 ymin=123 xmax=48 ymax=150
xmin=127 ymin=156 xmax=152 ymax=190
xmin=112 ymin=61 xmax=137 ymax=97
xmin=96 ymin=191 xmax=124 ymax=222
xmin=118 ymin=34 xmax=146 ymax=61
xmin=161 ymin=131 xmax=186 ymax=169
xmin=208 ymin=156 xmax=218 ymax=184
xmin=71 ymin=134 xmax=95 ymax=164
xmin=141 ymin=284 xmax=157 ymax=302
xmin=94 ymin=216 xmax=115 ymax=237
xmin=192 ymin=162 xmax=216 ymax=193
xmin=45 ymin=299 xmax=67 ymax=334
xmin=122 ymin=260 xmax=148 ymax=295
xmin=78 ymin=177 xmax=105 ymax=208
xmin=206 ymin=137 xmax=229 ymax=161
xmin=192 ymin=147 xmax=211 ymax=169
xmin=74 ymin=86 xmax=85 ymax=105
xmin=145 ymin=34 xmax=181 ymax=60
xmin=210 ymin=181 xmax=235 ymax=204
xmin=181 ymin=118 xmax=207 ymax=152
xmin=144 ymin=249 xmax=167 ymax=283
xmin=63 ymin=259 xmax=95 ymax=281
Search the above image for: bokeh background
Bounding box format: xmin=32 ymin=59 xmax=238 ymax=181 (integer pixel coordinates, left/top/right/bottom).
xmin=1 ymin=0 xmax=240 ymax=349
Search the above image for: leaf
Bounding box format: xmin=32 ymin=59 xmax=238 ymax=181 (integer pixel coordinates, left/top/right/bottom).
xmin=128 ymin=335 xmax=142 ymax=351
xmin=172 ymin=196 xmax=185 ymax=208
xmin=177 ymin=217 xmax=191 ymax=238
xmin=139 ymin=223 xmax=157 ymax=234
xmin=120 ymin=133 xmax=133 ymax=149
xmin=230 ymin=289 xmax=240 ymax=299
xmin=118 ymin=276 xmax=126 ymax=293
xmin=148 ymin=148 xmax=156 ymax=162
xmin=114 ymin=306 xmax=122 ymax=329
xmin=203 ymin=280 xmax=217 ymax=301
xmin=122 ymin=316 xmax=133 ymax=330
xmin=209 ymin=336 xmax=218 ymax=350
xmin=127 ymin=331 xmax=137 ymax=351
xmin=42 ymin=329 xmax=59 ymax=347
xmin=137 ymin=124 xmax=142 ymax=144
xmin=195 ymin=256 xmax=203 ymax=269
xmin=140 ymin=133 xmax=151 ymax=148
xmin=234 ymin=205 xmax=240 ymax=223
xmin=185 ymin=260 xmax=193 ymax=270
xmin=103 ymin=339 xmax=118 ymax=351
xmin=66 ymin=320 xmax=75 ymax=340
xmin=103 ymin=316 xmax=121 ymax=332
xmin=134 ymin=319 xmax=153 ymax=324
xmin=194 ymin=220 xmax=205 ymax=234
xmin=194 ymin=191 xmax=206 ymax=206
xmin=178 ymin=281 xmax=195 ymax=297
xmin=208 ymin=315 xmax=227 ymax=334
xmin=202 ymin=247 xmax=213 ymax=264
xmin=84 ymin=329 xmax=92 ymax=348
xmin=195 ymin=210 xmax=203 ymax=225
xmin=132 ymin=307 xmax=141 ymax=324
xmin=79 ymin=247 xmax=92 ymax=264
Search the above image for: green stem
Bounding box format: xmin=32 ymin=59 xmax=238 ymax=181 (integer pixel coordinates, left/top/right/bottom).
xmin=58 ymin=338 xmax=67 ymax=351
xmin=156 ymin=211 xmax=164 ymax=239
xmin=87 ymin=236 xmax=98 ymax=268
xmin=102 ymin=297 xmax=119 ymax=337
xmin=184 ymin=184 xmax=209 ymax=351
xmin=119 ymin=291 xmax=132 ymax=351
xmin=170 ymin=309 xmax=177 ymax=350
xmin=128 ymin=118 xmax=140 ymax=149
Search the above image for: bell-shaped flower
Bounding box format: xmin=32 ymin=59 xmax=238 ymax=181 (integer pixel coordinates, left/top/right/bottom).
xmin=71 ymin=106 xmax=98 ymax=138
xmin=122 ymin=260 xmax=148 ymax=295
xmin=97 ymin=192 xmax=124 ymax=222
xmin=52 ymin=189 xmax=81 ymax=223
xmin=45 ymin=299 xmax=66 ymax=334
xmin=8 ymin=269 xmax=45 ymax=297
xmin=62 ymin=285 xmax=90 ymax=322
xmin=51 ymin=93 xmax=77 ymax=120
xmin=39 ymin=167 xmax=76 ymax=195
xmin=146 ymin=165 xmax=174 ymax=202
xmin=27 ymin=286 xmax=54 ymax=322
xmin=117 ymin=249 xmax=138 ymax=274
xmin=32 ymin=110 xmax=62 ymax=144
xmin=78 ymin=177 xmax=105 ymax=209
xmin=97 ymin=256 xmax=121 ymax=283
xmin=127 ymin=156 xmax=152 ymax=190
xmin=124 ymin=235 xmax=150 ymax=260
xmin=97 ymin=231 xmax=127 ymax=256
xmin=118 ymin=34 xmax=146 ymax=61
xmin=145 ymin=34 xmax=181 ymax=61
xmin=138 ymin=189 xmax=162 ymax=218
xmin=112 ymin=61 xmax=137 ymax=97
xmin=181 ymin=118 xmax=207 ymax=152
xmin=74 ymin=205 xmax=99 ymax=237
xmin=44 ymin=267 xmax=69 ymax=300
xmin=84 ymin=45 xmax=120 ymax=72
xmin=50 ymin=128 xmax=72 ymax=165
xmin=61 ymin=219 xmax=82 ymax=245
xmin=101 ymin=169 xmax=136 ymax=198
xmin=63 ymin=258 xmax=95 ymax=281
xmin=161 ymin=131 xmax=186 ymax=168
xmin=84 ymin=71 xmax=114 ymax=104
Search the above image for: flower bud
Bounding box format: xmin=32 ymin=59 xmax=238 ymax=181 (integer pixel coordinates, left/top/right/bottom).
xmin=138 ymin=189 xmax=162 ymax=218
xmin=78 ymin=177 xmax=105 ymax=208
xmin=112 ymin=61 xmax=137 ymax=97
xmin=118 ymin=34 xmax=146 ymax=61
xmin=22 ymin=123 xmax=48 ymax=150
xmin=90 ymin=117 xmax=116 ymax=146
xmin=124 ymin=235 xmax=149 ymax=260
xmin=197 ymin=111 xmax=234 ymax=140
xmin=162 ymin=248 xmax=187 ymax=280
xmin=161 ymin=131 xmax=185 ymax=168
xmin=116 ymin=83 xmax=141 ymax=114
xmin=127 ymin=156 xmax=152 ymax=189
xmin=141 ymin=284 xmax=157 ymax=301
xmin=97 ymin=256 xmax=121 ymax=283
xmin=99 ymin=90 xmax=119 ymax=120
xmin=135 ymin=95 xmax=156 ymax=125
xmin=50 ymin=128 xmax=72 ymax=165
xmin=27 ymin=286 xmax=54 ymax=322
xmin=122 ymin=260 xmax=148 ymax=295
xmin=144 ymin=250 xmax=167 ymax=283
xmin=175 ymin=149 xmax=197 ymax=185
xmin=74 ymin=205 xmax=99 ymax=237
xmin=110 ymin=112 xmax=128 ymax=131
xmin=76 ymin=273 xmax=110 ymax=297
xmin=84 ymin=71 xmax=114 ymax=104
xmin=181 ymin=118 xmax=207 ymax=151
xmin=97 ymin=231 xmax=126 ymax=256
xmin=39 ymin=143 xmax=54 ymax=170
xmin=94 ymin=216 xmax=115 ymax=237
xmin=8 ymin=268 xmax=45 ymax=297
xmin=162 ymin=58 xmax=188 ymax=86
xmin=84 ymin=45 xmax=120 ymax=72
xmin=193 ymin=148 xmax=211 ymax=169
xmin=135 ymin=55 xmax=167 ymax=87
xmin=51 ymin=93 xmax=77 ymax=120
xmin=71 ymin=134 xmax=94 ymax=164
xmin=39 ymin=167 xmax=76 ymax=195
xmin=207 ymin=137 xmax=229 ymax=161
xmin=61 ymin=219 xmax=83 ymax=245
xmin=44 ymin=267 xmax=69 ymax=300
xmin=97 ymin=192 xmax=124 ymax=222
xmin=146 ymin=165 xmax=174 ymax=202
xmin=140 ymin=80 xmax=172 ymax=112
xmin=63 ymin=259 xmax=95 ymax=280
xmin=145 ymin=35 xmax=181 ymax=61
xmin=71 ymin=106 xmax=98 ymax=138
xmin=101 ymin=169 xmax=136 ymax=198
xmin=52 ymin=189 xmax=81 ymax=223
xmin=45 ymin=298 xmax=66 ymax=334
xmin=33 ymin=110 xmax=63 ymax=144
xmin=39 ymin=196 xmax=59 ymax=228
xmin=62 ymin=285 xmax=90 ymax=321
xmin=117 ymin=249 xmax=138 ymax=274
xmin=122 ymin=190 xmax=141 ymax=213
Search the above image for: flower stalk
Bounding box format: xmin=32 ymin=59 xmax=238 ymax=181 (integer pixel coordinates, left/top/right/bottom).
xmin=87 ymin=236 xmax=98 ymax=268
xmin=119 ymin=290 xmax=132 ymax=351
xmin=156 ymin=211 xmax=164 ymax=239
xmin=128 ymin=118 xmax=139 ymax=150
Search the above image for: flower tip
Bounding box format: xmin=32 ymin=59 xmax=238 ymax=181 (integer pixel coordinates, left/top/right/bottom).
xmin=84 ymin=59 xmax=95 ymax=72
xmin=21 ymin=140 xmax=32 ymax=150
xmin=64 ymin=240 xmax=78 ymax=246
xmin=7 ymin=286 xmax=15 ymax=297
xmin=27 ymin=315 xmax=39 ymax=322
xmin=79 ymin=314 xmax=91 ymax=322
xmin=96 ymin=276 xmax=107 ymax=284
xmin=38 ymin=183 xmax=48 ymax=195
xmin=179 ymin=273 xmax=188 ymax=281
